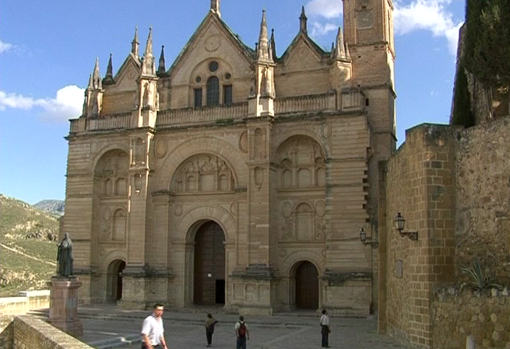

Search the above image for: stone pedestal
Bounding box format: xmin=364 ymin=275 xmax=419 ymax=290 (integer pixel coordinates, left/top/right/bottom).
xmin=47 ymin=276 xmax=83 ymax=337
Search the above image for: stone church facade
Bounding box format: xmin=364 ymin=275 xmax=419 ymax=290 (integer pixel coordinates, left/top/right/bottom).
xmin=63 ymin=0 xmax=396 ymax=315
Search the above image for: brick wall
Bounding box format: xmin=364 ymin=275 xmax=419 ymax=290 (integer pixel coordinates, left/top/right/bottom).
xmin=381 ymin=118 xmax=510 ymax=348
xmin=382 ymin=124 xmax=456 ymax=348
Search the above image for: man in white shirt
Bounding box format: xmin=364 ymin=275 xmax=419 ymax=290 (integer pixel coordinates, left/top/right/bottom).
xmin=320 ymin=309 xmax=331 ymax=348
xmin=141 ymin=303 xmax=168 ymax=349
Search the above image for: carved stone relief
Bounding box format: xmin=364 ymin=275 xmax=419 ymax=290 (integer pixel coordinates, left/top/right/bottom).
xmin=239 ymin=131 xmax=248 ymax=153
xmin=155 ymin=138 xmax=168 ymax=158
xmin=254 ymin=167 xmax=264 ymax=190
xmin=253 ymin=128 xmax=266 ymax=160
xmin=97 ymin=151 xmax=129 ymax=197
xmin=278 ymin=200 xmax=326 ymax=242
xmin=275 ymin=136 xmax=326 ymax=189
xmin=171 ymin=154 xmax=234 ymax=193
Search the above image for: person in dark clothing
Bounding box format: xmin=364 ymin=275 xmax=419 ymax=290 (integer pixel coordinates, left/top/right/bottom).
xmin=320 ymin=309 xmax=331 ymax=348
xmin=204 ymin=313 xmax=218 ymax=347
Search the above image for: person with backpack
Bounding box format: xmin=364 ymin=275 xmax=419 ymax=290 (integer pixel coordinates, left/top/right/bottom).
xmin=204 ymin=313 xmax=218 ymax=347
xmin=234 ymin=315 xmax=250 ymax=349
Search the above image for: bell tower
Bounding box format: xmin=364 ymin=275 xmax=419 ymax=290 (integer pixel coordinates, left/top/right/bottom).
xmin=343 ymin=0 xmax=396 ymax=241
xmin=343 ymin=0 xmax=395 ymax=88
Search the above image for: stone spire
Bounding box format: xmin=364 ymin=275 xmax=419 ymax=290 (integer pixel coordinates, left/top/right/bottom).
xmin=270 ymin=29 xmax=277 ymax=61
xmin=335 ymin=27 xmax=347 ymax=60
xmin=141 ymin=27 xmax=156 ymax=76
xmin=92 ymin=57 xmax=102 ymax=89
xmin=299 ymin=6 xmax=307 ymax=33
xmin=210 ymin=0 xmax=220 ymax=17
xmin=257 ymin=10 xmax=271 ymax=62
xmin=103 ymin=53 xmax=114 ymax=85
xmin=330 ymin=42 xmax=335 ymax=59
xmin=83 ymin=58 xmax=104 ymax=117
xmin=158 ymin=45 xmax=166 ymax=75
xmin=131 ymin=27 xmax=139 ymax=56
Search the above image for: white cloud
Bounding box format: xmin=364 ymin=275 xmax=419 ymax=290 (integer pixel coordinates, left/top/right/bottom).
xmin=394 ymin=0 xmax=463 ymax=54
xmin=306 ymin=0 xmax=343 ymax=19
xmin=0 ymin=85 xmax=84 ymax=121
xmin=310 ymin=22 xmax=338 ymax=37
xmin=0 ymin=40 xmax=14 ymax=54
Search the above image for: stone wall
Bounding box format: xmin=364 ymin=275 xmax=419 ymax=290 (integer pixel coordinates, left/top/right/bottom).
xmin=12 ymin=315 xmax=92 ymax=349
xmin=0 ymin=290 xmax=50 ymax=316
xmin=382 ymin=124 xmax=457 ymax=348
xmin=455 ymin=116 xmax=510 ymax=284
xmin=433 ymin=287 xmax=510 ymax=349
xmin=381 ymin=118 xmax=510 ymax=348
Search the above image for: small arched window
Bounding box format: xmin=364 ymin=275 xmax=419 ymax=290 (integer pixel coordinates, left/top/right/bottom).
xmin=206 ymin=76 xmax=220 ymax=106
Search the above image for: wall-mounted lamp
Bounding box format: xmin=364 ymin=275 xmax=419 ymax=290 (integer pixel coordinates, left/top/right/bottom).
xmin=359 ymin=228 xmax=378 ymax=247
xmin=394 ymin=212 xmax=418 ymax=241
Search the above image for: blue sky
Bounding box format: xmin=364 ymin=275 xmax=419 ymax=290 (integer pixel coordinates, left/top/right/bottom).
xmin=0 ymin=0 xmax=465 ymax=204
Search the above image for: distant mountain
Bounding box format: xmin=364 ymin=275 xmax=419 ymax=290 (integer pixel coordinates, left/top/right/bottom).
xmin=33 ymin=199 xmax=65 ymax=216
xmin=0 ymin=194 xmax=58 ymax=296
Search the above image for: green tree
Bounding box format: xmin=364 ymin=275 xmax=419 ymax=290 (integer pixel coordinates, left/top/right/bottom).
xmin=463 ymin=0 xmax=510 ymax=116
xmin=452 ymin=67 xmax=475 ymax=127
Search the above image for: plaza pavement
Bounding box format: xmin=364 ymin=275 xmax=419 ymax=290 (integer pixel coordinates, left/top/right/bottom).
xmin=32 ymin=305 xmax=409 ymax=349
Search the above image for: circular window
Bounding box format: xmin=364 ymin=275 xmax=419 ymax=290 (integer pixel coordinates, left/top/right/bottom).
xmin=225 ymin=72 xmax=232 ymax=80
xmin=209 ymin=61 xmax=219 ymax=72
xmin=195 ymin=76 xmax=202 ymax=83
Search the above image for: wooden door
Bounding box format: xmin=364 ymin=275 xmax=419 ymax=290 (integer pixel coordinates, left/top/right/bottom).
xmin=194 ymin=221 xmax=225 ymax=305
xmin=295 ymin=261 xmax=318 ymax=309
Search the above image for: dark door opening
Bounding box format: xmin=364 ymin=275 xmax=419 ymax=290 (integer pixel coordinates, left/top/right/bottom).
xmin=216 ymin=279 xmax=225 ymax=304
xmin=295 ymin=261 xmax=319 ymax=309
xmin=194 ymin=221 xmax=226 ymax=305
xmin=116 ymin=261 xmax=126 ymax=300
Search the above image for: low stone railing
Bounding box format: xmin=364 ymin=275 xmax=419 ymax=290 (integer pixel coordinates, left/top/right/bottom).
xmin=69 ymin=90 xmax=365 ymax=132
xmin=0 ymin=290 xmax=50 ymax=316
xmin=3 ymin=316 xmax=92 ymax=349
xmin=157 ymin=102 xmax=249 ymax=126
xmin=275 ymin=92 xmax=337 ymax=115
xmin=70 ymin=113 xmax=131 ymax=133
xmin=432 ymin=286 xmax=510 ymax=349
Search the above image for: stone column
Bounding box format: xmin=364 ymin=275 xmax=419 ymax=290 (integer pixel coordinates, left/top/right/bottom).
xmin=47 ymin=276 xmax=83 ymax=337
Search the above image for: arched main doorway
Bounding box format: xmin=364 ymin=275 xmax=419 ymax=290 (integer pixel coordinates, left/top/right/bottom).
xmin=295 ymin=261 xmax=319 ymax=309
xmin=107 ymin=260 xmax=126 ymax=302
xmin=193 ymin=221 xmax=226 ymax=305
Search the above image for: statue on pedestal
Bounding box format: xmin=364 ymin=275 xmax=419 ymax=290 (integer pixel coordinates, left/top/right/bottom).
xmin=57 ymin=232 xmax=74 ymax=277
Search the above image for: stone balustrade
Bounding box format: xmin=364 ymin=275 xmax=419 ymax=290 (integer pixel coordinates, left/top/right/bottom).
xmin=274 ymin=92 xmax=337 ymax=115
xmin=157 ymin=102 xmax=248 ymax=126
xmin=69 ymin=90 xmax=365 ymax=133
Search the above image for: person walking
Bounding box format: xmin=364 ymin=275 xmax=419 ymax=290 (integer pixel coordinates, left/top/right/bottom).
xmin=234 ymin=315 xmax=250 ymax=349
xmin=141 ymin=303 xmax=168 ymax=349
xmin=204 ymin=313 xmax=218 ymax=347
xmin=320 ymin=309 xmax=331 ymax=348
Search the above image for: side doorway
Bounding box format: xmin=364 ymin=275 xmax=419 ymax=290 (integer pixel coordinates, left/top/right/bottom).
xmin=295 ymin=261 xmax=319 ymax=309
xmin=193 ymin=221 xmax=226 ymax=305
xmin=107 ymin=259 xmax=126 ymax=302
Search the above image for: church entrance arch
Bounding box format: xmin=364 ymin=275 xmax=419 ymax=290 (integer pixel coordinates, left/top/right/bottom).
xmin=106 ymin=259 xmax=125 ymax=302
xmin=193 ymin=221 xmax=226 ymax=305
xmin=293 ymin=261 xmax=319 ymax=309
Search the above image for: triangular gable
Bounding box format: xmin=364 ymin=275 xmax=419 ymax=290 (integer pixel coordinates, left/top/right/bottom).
xmin=279 ymin=32 xmax=328 ymax=65
xmin=108 ymin=53 xmax=141 ymax=92
xmin=167 ymin=11 xmax=255 ymax=77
